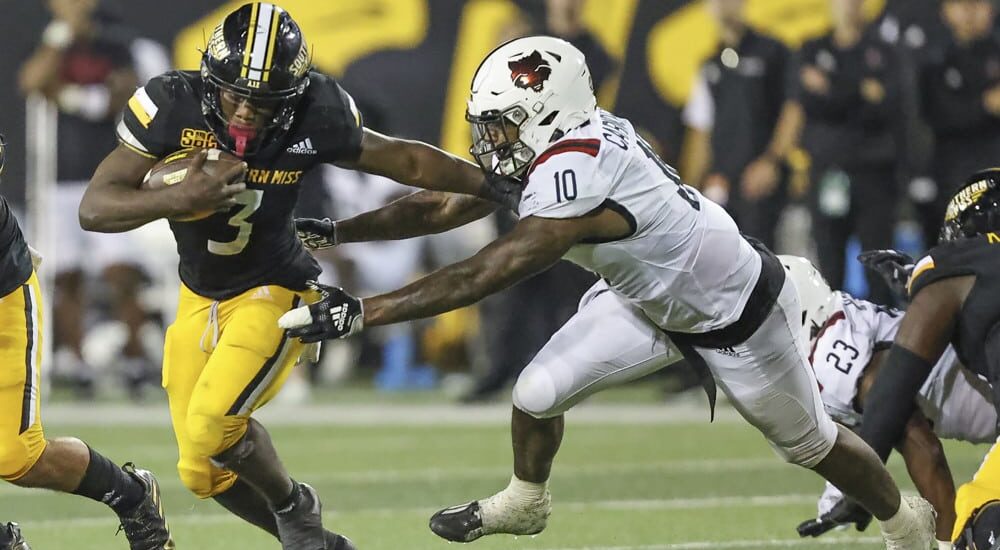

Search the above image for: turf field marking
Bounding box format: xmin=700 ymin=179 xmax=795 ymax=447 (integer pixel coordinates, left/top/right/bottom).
xmin=17 ymin=493 xmax=820 ymax=528
xmin=0 ymin=456 xmax=784 ymax=496
xmin=538 ymin=538 xmax=882 ymax=549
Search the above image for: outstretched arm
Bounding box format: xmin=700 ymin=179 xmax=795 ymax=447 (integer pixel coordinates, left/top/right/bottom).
xmin=363 ymin=214 xmax=589 ymax=326
xmin=314 ymin=190 xmax=498 ymax=245
xmin=347 ymin=129 xmax=485 ymax=197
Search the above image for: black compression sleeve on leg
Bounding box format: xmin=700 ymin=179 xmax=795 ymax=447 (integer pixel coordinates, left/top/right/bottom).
xmin=72 ymin=446 xmax=144 ymax=515
xmin=859 ymin=345 xmax=935 ymax=462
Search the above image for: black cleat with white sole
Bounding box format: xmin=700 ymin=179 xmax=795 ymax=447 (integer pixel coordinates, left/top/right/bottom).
xmin=429 ymin=501 xmax=485 ymax=543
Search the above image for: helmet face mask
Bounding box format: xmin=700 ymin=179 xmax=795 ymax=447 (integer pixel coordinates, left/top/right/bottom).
xmin=0 ymin=133 xmax=6 ymax=177
xmin=467 ymin=106 xmax=535 ymax=178
xmin=200 ymin=2 xmax=311 ymax=157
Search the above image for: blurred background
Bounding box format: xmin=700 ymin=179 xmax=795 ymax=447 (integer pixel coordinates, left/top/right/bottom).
xmin=0 ymin=0 xmax=995 ymax=406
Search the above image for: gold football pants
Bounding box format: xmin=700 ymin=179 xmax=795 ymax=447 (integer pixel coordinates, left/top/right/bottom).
xmin=164 ymin=283 xmax=314 ymax=498
xmin=0 ymin=272 xmax=45 ymax=481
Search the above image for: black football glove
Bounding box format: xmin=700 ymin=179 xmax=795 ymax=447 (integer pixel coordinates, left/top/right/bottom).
xmin=278 ymin=281 xmax=364 ymax=343
xmin=478 ymin=173 xmax=523 ymax=213
xmin=295 ymin=217 xmax=337 ymax=250
xmin=858 ymin=249 xmax=915 ymax=297
xmin=796 ymin=497 xmax=873 ymax=537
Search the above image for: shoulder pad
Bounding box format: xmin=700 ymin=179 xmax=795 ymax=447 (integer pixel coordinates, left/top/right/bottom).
xmin=117 ymin=71 xmax=196 ymax=158
xmin=907 ymin=235 xmax=1000 ymax=297
xmin=519 ymin=139 xmax=604 ymax=220
xmin=302 ymin=72 xmax=364 ymax=162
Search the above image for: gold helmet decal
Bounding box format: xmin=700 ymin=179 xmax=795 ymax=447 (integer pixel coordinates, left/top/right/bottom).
xmin=206 ymin=24 xmax=230 ymax=61
xmin=945 ymin=178 xmax=992 ymax=222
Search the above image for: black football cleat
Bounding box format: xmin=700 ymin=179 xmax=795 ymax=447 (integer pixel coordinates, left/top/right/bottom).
xmin=430 ymin=501 xmax=486 ymax=543
xmin=324 ymin=529 xmax=357 ymax=550
xmin=275 ymin=482 xmax=326 ymax=550
xmin=117 ymin=464 xmax=175 ymax=550
xmin=430 ymin=490 xmax=551 ymax=543
xmin=0 ymin=523 xmax=30 ymax=550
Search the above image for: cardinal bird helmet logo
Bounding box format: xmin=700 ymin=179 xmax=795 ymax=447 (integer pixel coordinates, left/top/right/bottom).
xmin=508 ymin=51 xmax=552 ymax=92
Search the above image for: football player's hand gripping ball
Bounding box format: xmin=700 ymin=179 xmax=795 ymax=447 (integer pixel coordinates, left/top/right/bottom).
xmin=278 ymin=282 xmax=364 ymax=343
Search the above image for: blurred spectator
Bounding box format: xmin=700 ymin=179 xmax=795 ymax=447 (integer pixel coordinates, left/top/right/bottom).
xmin=793 ymin=0 xmax=902 ymax=304
xmin=681 ymin=0 xmax=799 ymax=250
xmin=461 ymin=0 xmax=604 ymax=402
xmin=914 ymin=0 xmax=1000 ymax=248
xmin=17 ymin=0 xmax=170 ymax=397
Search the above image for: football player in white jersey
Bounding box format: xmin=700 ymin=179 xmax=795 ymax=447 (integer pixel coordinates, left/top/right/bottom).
xmin=282 ymin=36 xmax=935 ymax=548
xmin=781 ymin=256 xmax=996 ymax=548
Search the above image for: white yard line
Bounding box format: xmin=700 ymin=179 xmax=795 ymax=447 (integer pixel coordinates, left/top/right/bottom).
xmin=39 ymin=400 xmax=738 ymax=426
xmin=537 ymin=538 xmax=882 ymax=549
xmin=0 ymin=457 xmax=783 ymax=497
xmin=20 ymin=493 xmax=819 ymax=528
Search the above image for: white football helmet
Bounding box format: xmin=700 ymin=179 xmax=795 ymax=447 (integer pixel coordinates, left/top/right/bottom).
xmin=778 ymin=255 xmax=840 ymax=345
xmin=467 ymin=36 xmax=597 ymax=179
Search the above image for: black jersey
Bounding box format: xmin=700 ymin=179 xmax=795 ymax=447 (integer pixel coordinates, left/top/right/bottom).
xmin=907 ymin=234 xmax=1000 ymax=378
xmin=117 ymin=70 xmax=363 ymax=299
xmin=0 ymin=196 xmax=33 ymax=297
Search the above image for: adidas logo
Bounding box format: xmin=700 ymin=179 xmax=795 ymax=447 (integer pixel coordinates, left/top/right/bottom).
xmin=287 ymin=137 xmax=317 ymax=155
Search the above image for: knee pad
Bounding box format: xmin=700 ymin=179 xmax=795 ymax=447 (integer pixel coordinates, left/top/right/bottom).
xmin=0 ymin=440 xmax=32 ymax=481
xmin=769 ymin=425 xmax=836 ymax=469
xmin=955 ymin=501 xmax=1000 ymax=550
xmin=177 ymin=461 xmax=236 ymax=499
xmin=512 ymin=368 xmax=561 ymax=419
xmin=186 ymin=413 xmax=228 ymax=458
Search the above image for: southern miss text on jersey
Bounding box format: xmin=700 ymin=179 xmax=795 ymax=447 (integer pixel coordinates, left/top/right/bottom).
xmin=117 ymin=70 xmax=363 ymax=299
xmin=0 ymin=196 xmax=32 ymax=297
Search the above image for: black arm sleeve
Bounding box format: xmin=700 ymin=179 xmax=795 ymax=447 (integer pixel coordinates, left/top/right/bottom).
xmin=859 ymin=345 xmax=936 ymax=462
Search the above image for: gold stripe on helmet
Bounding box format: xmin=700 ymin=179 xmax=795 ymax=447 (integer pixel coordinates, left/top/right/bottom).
xmin=240 ymin=2 xmax=260 ymax=78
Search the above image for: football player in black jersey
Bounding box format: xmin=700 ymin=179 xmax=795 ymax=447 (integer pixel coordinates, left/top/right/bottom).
xmin=0 ymin=134 xmax=174 ymax=550
xmin=859 ymin=168 xmax=1000 ymax=549
xmin=78 ymin=3 xmax=508 ymax=549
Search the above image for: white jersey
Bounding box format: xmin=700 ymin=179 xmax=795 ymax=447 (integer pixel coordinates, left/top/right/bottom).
xmin=518 ymin=109 xmax=761 ymax=333
xmin=809 ymin=291 xmax=995 ymax=443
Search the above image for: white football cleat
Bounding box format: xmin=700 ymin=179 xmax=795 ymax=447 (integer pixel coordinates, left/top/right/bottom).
xmin=429 ymin=488 xmax=551 ymax=543
xmin=883 ymin=495 xmax=937 ymax=550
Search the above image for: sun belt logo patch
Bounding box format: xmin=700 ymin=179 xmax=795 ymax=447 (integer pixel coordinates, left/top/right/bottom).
xmin=509 ymin=51 xmax=552 ymax=92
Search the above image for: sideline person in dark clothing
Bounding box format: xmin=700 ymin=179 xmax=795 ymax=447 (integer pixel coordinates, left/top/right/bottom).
xmin=915 ymin=0 xmax=1000 ymax=249
xmin=795 ymin=0 xmax=902 ymax=304
xmin=682 ymin=0 xmax=796 ymax=250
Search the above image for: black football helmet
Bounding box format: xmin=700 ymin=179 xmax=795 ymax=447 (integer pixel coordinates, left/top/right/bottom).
xmin=200 ymin=2 xmax=311 ymax=157
xmin=940 ymin=168 xmax=1000 ymax=243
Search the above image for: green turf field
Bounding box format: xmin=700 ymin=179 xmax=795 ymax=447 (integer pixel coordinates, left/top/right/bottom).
xmin=0 ymin=398 xmax=988 ymax=549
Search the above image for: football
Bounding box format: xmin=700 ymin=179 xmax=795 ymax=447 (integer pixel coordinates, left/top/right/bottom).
xmin=141 ymin=147 xmax=245 ymax=222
